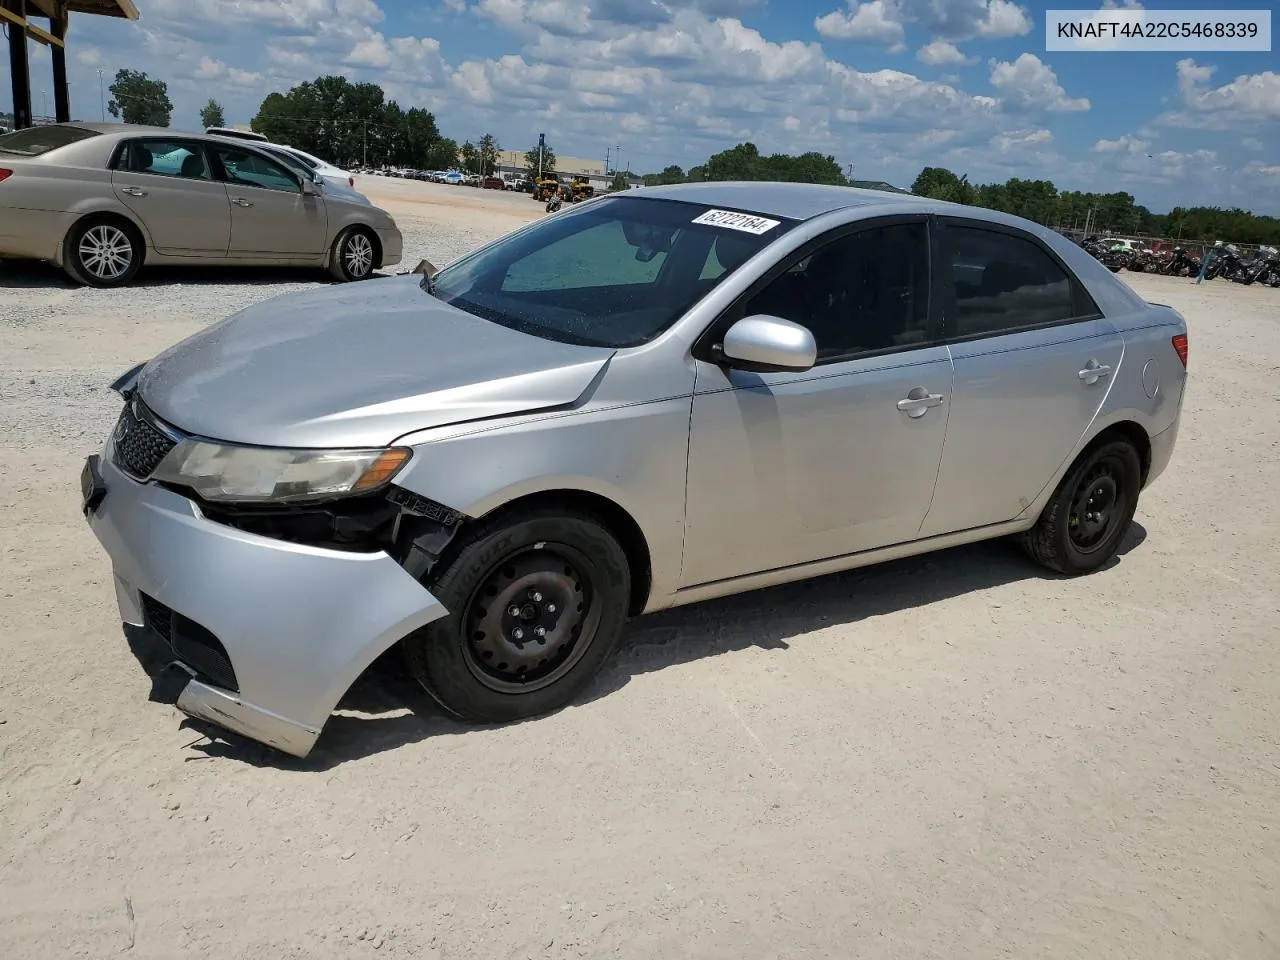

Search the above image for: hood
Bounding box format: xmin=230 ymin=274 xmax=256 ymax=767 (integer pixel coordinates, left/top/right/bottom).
xmin=137 ymin=276 xmax=614 ymax=448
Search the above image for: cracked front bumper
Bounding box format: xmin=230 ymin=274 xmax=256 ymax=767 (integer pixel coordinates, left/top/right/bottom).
xmin=84 ymin=443 xmax=448 ymax=758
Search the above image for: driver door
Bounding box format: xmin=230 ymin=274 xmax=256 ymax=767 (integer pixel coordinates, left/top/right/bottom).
xmin=680 ymin=216 xmax=953 ymax=588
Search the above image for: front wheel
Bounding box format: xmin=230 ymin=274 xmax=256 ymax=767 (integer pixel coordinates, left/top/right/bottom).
xmin=1021 ymin=438 xmax=1142 ymax=576
xmin=328 ymin=226 xmax=377 ymax=282
xmin=402 ymin=509 xmax=631 ymax=723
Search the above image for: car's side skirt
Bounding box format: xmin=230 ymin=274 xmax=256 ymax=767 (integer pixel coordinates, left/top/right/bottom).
xmin=662 ymin=517 xmax=1032 ymax=611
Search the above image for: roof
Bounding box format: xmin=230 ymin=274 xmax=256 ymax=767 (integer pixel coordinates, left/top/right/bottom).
xmin=23 ymin=0 xmax=138 ymax=17
xmin=633 ymin=180 xmax=931 ymax=220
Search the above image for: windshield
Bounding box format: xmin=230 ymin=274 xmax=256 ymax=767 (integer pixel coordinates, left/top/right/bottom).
xmin=427 ymin=195 xmax=794 ymax=348
xmin=0 ymin=124 xmax=99 ymax=156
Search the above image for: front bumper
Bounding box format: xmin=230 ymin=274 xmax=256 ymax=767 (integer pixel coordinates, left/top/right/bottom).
xmin=84 ymin=442 xmax=448 ymax=758
xmin=377 ymin=225 xmax=403 ymax=269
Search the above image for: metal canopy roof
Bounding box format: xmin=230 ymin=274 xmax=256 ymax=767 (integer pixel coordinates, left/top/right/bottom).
xmin=23 ymin=0 xmax=139 ymax=18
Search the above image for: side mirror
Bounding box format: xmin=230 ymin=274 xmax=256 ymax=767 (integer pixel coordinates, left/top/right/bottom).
xmin=719 ymin=314 xmax=817 ymax=373
xmin=301 ymin=179 xmax=317 ymax=196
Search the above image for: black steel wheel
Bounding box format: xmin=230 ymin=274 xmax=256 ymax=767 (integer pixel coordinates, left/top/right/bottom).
xmin=1021 ymin=437 xmax=1142 ymax=575
xmin=462 ymin=543 xmax=602 ymax=694
xmin=402 ymin=508 xmax=631 ymax=723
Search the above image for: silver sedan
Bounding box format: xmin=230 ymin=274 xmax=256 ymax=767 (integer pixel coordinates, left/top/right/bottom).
xmin=82 ymin=182 xmax=1187 ymax=757
xmin=0 ymin=122 xmax=401 ymax=286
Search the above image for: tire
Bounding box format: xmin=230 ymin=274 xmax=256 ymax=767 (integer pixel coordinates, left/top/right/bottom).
xmin=328 ymin=226 xmax=377 ymax=282
xmin=63 ymin=216 xmax=143 ymax=287
xmin=1021 ymin=438 xmax=1142 ymax=576
xmin=402 ymin=508 xmax=631 ymax=723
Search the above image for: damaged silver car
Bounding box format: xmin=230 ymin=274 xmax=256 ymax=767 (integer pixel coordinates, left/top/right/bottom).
xmin=83 ymin=182 xmax=1188 ymax=757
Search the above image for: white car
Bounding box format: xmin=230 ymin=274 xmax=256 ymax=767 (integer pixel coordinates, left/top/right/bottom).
xmin=259 ymin=144 xmax=367 ymax=205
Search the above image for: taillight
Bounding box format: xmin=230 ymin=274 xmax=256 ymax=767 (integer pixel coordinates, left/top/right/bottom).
xmin=0 ymin=169 xmax=12 ymax=183
xmin=1172 ymin=333 xmax=1188 ymax=367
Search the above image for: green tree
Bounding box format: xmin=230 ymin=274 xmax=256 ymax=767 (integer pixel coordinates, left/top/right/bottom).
xmin=477 ymin=133 xmax=500 ymax=176
xmin=524 ymin=140 xmax=556 ymax=178
xmin=107 ymin=69 xmax=172 ymax=126
xmin=460 ymin=140 xmax=480 ymax=174
xmin=910 ymin=166 xmax=975 ymax=204
xmin=643 ymin=164 xmax=685 ymax=186
xmin=199 ymin=99 xmax=225 ymax=129
xmin=425 ymin=137 xmax=459 ymax=170
xmin=611 ymin=171 xmax=629 ymax=191
xmin=699 ymin=142 xmax=847 ymax=184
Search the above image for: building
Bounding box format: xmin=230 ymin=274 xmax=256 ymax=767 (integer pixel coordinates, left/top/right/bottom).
xmin=4 ymin=1 xmax=139 ymax=129
xmin=491 ymin=149 xmax=642 ymax=190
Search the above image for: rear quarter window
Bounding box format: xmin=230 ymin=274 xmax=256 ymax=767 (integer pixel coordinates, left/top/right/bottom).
xmin=0 ymin=125 xmax=100 ymax=157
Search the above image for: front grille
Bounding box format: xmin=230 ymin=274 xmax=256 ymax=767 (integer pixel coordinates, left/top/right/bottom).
xmin=112 ymin=401 xmax=176 ymax=479
xmin=141 ymin=593 xmax=239 ymax=693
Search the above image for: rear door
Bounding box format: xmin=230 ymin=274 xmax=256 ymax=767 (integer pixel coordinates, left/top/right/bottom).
xmin=208 ymin=142 xmax=327 ymax=258
xmin=918 ymin=217 xmax=1125 ymax=538
xmin=110 ymin=138 xmax=230 ymax=257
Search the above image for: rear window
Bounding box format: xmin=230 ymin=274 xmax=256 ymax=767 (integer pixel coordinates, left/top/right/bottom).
xmin=0 ymin=125 xmax=100 ymax=156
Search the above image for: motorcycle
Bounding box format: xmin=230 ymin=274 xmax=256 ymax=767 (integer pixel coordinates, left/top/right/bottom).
xmin=1228 ymin=246 xmax=1280 ymax=287
xmin=1156 ymin=246 xmax=1201 ymax=277
xmin=1126 ymin=248 xmax=1159 ymax=273
xmin=1204 ymin=244 xmax=1244 ymax=280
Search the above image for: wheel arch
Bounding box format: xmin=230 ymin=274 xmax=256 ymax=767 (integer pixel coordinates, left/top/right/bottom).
xmin=456 ymin=488 xmax=654 ymax=617
xmin=60 ymin=207 xmax=151 ymax=267
xmin=332 ymin=222 xmax=383 ymax=269
xmin=1090 ymin=419 xmax=1152 ymax=486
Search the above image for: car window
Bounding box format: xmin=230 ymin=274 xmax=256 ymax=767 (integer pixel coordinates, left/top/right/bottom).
xmin=212 ymin=144 xmax=299 ymax=193
xmin=0 ymin=124 xmax=100 ymax=156
xmin=429 ymin=196 xmax=794 ymax=348
xmin=948 ymin=225 xmax=1077 ymax=337
xmin=118 ymin=139 xmax=212 ymax=180
xmin=288 ymin=151 xmax=320 ymax=169
xmin=742 ymin=221 xmax=931 ymax=361
xmin=262 ymin=146 xmax=315 ymax=182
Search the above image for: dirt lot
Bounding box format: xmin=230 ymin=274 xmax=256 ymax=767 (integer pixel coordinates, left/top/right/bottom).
xmin=2 ymin=181 xmax=1278 ymax=960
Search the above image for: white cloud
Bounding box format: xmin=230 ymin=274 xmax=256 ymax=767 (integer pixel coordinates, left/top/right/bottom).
xmin=814 ymin=1 xmax=905 ymax=50
xmin=816 ymin=0 xmax=1031 ymax=47
xmin=1100 ymin=0 xmax=1143 ymax=8
xmin=1240 ymin=137 xmax=1264 ymax=151
xmin=989 ymin=53 xmax=1090 ymax=112
xmin=1242 ymin=161 xmax=1280 ymax=179
xmin=991 ymin=128 xmax=1053 ymax=152
xmin=917 ymin=41 xmax=973 ymax=66
xmin=193 ymin=56 xmax=264 ymax=88
xmin=1093 ymin=135 xmax=1149 ymax=154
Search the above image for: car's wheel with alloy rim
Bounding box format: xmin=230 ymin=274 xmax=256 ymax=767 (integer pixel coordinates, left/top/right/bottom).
xmin=328 ymin=226 xmax=377 ymax=282
xmin=402 ymin=507 xmax=632 ymax=723
xmin=1022 ymin=436 xmax=1142 ymax=575
xmin=64 ymin=216 xmax=143 ymax=287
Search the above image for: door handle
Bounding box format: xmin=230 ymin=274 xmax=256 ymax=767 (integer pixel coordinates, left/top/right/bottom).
xmin=896 ymin=389 xmax=945 ymax=419
xmin=120 ymin=186 xmax=147 ymax=197
xmin=232 ymin=197 xmax=254 ymax=207
xmin=1078 ymin=361 xmax=1112 ymax=384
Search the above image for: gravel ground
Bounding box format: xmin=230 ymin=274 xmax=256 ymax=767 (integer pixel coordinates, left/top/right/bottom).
xmin=2 ymin=182 xmax=1279 ymax=960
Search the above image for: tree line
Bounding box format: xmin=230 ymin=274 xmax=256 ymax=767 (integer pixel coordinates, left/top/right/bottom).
xmin=95 ymin=70 xmax=1279 ymax=242
xmin=909 ymin=166 xmax=1280 ymax=245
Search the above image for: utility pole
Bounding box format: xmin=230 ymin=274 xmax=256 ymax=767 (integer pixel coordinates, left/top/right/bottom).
xmin=537 ymin=132 xmax=545 ymax=180
xmin=605 ymin=145 xmax=611 ymax=175
xmin=362 ymin=120 xmax=367 ymax=168
xmin=97 ymin=68 xmax=105 ymax=121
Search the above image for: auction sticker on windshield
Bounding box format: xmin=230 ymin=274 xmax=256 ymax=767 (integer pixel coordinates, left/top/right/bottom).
xmin=691 ymin=209 xmax=781 ymax=235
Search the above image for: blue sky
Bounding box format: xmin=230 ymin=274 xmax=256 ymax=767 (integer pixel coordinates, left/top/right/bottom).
xmin=7 ymin=0 xmax=1279 ymax=213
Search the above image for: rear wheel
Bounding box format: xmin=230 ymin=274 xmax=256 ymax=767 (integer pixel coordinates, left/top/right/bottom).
xmin=64 ymin=216 xmax=143 ymax=287
xmin=328 ymin=226 xmax=377 ymax=282
xmin=402 ymin=509 xmax=631 ymax=723
xmin=1021 ymin=438 xmax=1142 ymax=576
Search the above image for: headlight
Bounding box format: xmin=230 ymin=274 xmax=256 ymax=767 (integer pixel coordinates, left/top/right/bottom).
xmin=153 ymin=441 xmax=411 ymax=503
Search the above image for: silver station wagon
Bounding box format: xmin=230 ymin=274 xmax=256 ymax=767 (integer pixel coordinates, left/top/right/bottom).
xmin=82 ymin=182 xmax=1188 ymax=758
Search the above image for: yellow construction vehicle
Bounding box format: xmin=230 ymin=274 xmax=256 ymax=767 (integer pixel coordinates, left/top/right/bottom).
xmin=531 ymin=174 xmax=561 ymax=202
xmin=567 ymin=176 xmax=595 ymax=202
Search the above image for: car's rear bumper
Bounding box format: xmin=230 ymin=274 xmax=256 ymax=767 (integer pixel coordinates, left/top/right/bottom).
xmin=0 ymin=207 xmax=68 ymax=262
xmin=84 ymin=440 xmax=448 ymax=758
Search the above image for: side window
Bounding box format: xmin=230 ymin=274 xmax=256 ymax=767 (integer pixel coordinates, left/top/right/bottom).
xmin=212 ymin=144 xmax=300 ymax=193
xmin=118 ymin=139 xmax=212 ymax=180
xmin=742 ymin=221 xmax=931 ymax=361
xmin=948 ymin=225 xmax=1078 ymax=337
xmin=501 ymin=219 xmax=673 ymax=292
